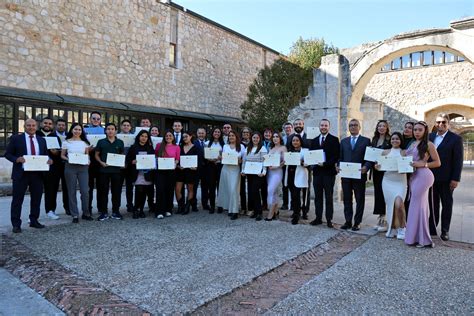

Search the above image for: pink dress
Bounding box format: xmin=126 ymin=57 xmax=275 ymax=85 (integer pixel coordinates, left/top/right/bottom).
xmin=404 ymin=146 xmax=434 ymax=246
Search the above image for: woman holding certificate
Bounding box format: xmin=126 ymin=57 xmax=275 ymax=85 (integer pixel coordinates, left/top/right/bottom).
xmin=405 ymin=121 xmax=441 ymax=248
xmin=206 ymin=128 xmax=224 ymax=214
xmin=176 ymin=131 xmax=199 ymax=214
xmin=242 ymin=132 xmax=267 ymax=221
xmin=216 ymin=130 xmax=245 ymax=220
xmin=375 ymin=132 xmax=407 ymax=239
xmin=126 ymin=130 xmax=155 ymax=219
xmin=61 ymin=123 xmax=93 ymax=223
xmin=370 ymin=120 xmax=392 ymax=232
xmin=155 ymin=130 xmax=180 ymax=219
xmin=265 ymin=132 xmax=287 ymax=221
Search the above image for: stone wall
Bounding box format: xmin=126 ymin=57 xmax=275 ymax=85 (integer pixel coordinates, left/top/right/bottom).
xmin=362 ymin=61 xmax=474 ymax=134
xmin=0 ymin=1 xmax=280 ymax=119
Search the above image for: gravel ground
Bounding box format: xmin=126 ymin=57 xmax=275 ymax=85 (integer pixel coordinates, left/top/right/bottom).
xmin=268 ymin=235 xmax=474 ymax=315
xmin=11 ymin=212 xmax=337 ymax=314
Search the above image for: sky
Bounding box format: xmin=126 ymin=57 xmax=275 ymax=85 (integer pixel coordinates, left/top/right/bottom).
xmin=174 ymin=0 xmax=474 ymax=55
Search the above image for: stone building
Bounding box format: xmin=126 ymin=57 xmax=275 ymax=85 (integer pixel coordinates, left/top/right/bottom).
xmin=0 ymin=0 xmax=281 ymax=184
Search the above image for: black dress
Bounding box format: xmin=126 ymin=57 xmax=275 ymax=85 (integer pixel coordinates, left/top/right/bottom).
xmin=371 ymin=137 xmax=391 ymax=215
xmin=176 ymin=145 xmax=199 ymax=184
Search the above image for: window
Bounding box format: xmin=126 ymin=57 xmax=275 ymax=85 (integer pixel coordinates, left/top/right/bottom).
xmin=434 ymin=51 xmax=444 ymax=65
xmin=411 ymin=52 xmax=421 ymax=67
xmin=445 ymin=52 xmax=455 ymax=63
xmin=169 ymin=9 xmax=178 ymax=67
xmin=18 ymin=105 xmax=33 ymax=133
xmin=402 ymin=54 xmax=411 ymax=68
xmin=169 ymin=44 xmax=177 ymax=67
xmin=392 ymin=57 xmax=401 ymax=70
xmin=382 ymin=63 xmax=391 ymax=71
xmin=422 ymin=51 xmax=433 ymax=66
xmin=0 ymin=103 xmax=14 ymax=154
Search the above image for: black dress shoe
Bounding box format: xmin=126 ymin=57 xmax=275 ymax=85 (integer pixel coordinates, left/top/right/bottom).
xmin=12 ymin=227 xmax=22 ymax=233
xmin=255 ymin=215 xmax=262 ymax=221
xmin=82 ymin=215 xmax=94 ymax=221
xmin=302 ymin=213 xmax=308 ymax=220
xmin=340 ymin=222 xmax=352 ymax=230
xmin=230 ymin=214 xmax=238 ymax=220
xmin=203 ymin=205 xmax=211 ymax=211
xmin=327 ymin=221 xmax=334 ymax=228
xmin=352 ymin=224 xmax=361 ymax=231
xmin=310 ymin=219 xmax=323 ymax=226
xmin=291 ymin=217 xmax=299 ymax=225
xmin=217 ymin=207 xmax=224 ymax=214
xmin=440 ymin=232 xmax=449 ymax=241
xmin=30 ymin=222 xmax=45 ymax=229
xmin=72 ymin=218 xmax=79 ymax=224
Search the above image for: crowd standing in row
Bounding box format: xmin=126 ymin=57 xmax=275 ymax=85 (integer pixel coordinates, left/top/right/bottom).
xmin=6 ymin=112 xmax=463 ymax=248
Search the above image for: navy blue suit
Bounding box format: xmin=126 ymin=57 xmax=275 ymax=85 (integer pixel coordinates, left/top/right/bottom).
xmin=193 ymin=139 xmax=209 ymax=208
xmin=428 ymin=131 xmax=463 ymax=234
xmin=5 ymin=133 xmax=49 ymax=228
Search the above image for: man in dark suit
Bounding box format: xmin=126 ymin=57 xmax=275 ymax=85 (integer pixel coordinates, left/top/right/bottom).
xmin=309 ymin=119 xmax=340 ymax=228
xmin=429 ymin=113 xmax=463 ymax=241
xmin=193 ymin=127 xmax=209 ymax=211
xmin=173 ymin=120 xmax=183 ymax=145
xmin=338 ymin=119 xmax=372 ymax=231
xmin=5 ymin=118 xmax=52 ymax=233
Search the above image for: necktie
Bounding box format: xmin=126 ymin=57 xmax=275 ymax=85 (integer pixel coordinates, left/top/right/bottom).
xmin=175 ymin=133 xmax=179 ymax=141
xmin=30 ymin=135 xmax=36 ymax=155
xmin=200 ymin=140 xmax=204 ymax=147
xmin=321 ymin=136 xmax=325 ymax=146
xmin=350 ymin=136 xmax=356 ymax=150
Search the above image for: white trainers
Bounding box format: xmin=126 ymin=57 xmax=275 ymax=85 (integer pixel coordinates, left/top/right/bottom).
xmin=396 ymin=228 xmax=406 ymax=240
xmin=156 ymin=214 xmax=164 ymax=219
xmin=47 ymin=211 xmax=59 ymax=220
xmin=373 ymin=216 xmax=382 ymax=230
xmin=386 ymin=229 xmax=397 ymax=238
xmin=165 ymin=212 xmax=172 ymax=217
xmin=377 ymin=217 xmax=387 ymax=232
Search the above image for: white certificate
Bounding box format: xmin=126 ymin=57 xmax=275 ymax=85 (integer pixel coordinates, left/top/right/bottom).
xmin=204 ymin=147 xmax=220 ymax=160
xmin=180 ymin=155 xmax=198 ymax=168
xmin=45 ymin=137 xmax=60 ymax=149
xmin=136 ymin=155 xmax=157 ymax=170
xmin=339 ymin=162 xmax=361 ymax=179
xmin=68 ymin=153 xmax=89 ymax=165
xmin=263 ymin=153 xmax=280 ymax=167
xmin=106 ymin=153 xmax=125 ymax=167
xmin=87 ymin=134 xmax=106 ymax=147
xmin=305 ymin=127 xmax=319 ymax=139
xmin=221 ymin=152 xmax=239 ymax=165
xmin=397 ymin=156 xmax=414 ymax=173
xmin=364 ymin=147 xmax=384 ymax=162
xmin=151 ymin=137 xmax=163 ymax=149
xmin=117 ymin=134 xmax=135 ymax=147
xmin=378 ymin=156 xmax=398 ymax=171
xmin=304 ymin=150 xmax=325 ymax=165
xmin=284 ymin=152 xmax=301 ymax=166
xmin=243 ymin=161 xmax=264 ymax=175
xmin=157 ymin=157 xmax=175 ymax=170
xmin=134 ymin=126 xmax=150 ymax=135
xmin=23 ymin=155 xmax=49 ymax=171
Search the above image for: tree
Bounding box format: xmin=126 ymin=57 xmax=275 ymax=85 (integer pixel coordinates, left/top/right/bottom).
xmin=288 ymin=37 xmax=339 ymax=70
xmin=240 ymin=58 xmax=312 ymax=131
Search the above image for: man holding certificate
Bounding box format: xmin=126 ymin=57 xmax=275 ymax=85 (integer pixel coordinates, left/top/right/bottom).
xmin=95 ymin=123 xmax=125 ymax=221
xmin=309 ymin=119 xmax=340 ymax=228
xmin=338 ymin=119 xmax=372 ymax=231
xmin=6 ymin=119 xmax=52 ymax=233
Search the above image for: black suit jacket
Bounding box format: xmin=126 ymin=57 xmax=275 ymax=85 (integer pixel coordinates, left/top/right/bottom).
xmin=429 ymin=131 xmax=463 ymax=182
xmin=193 ymin=139 xmax=207 ymax=168
xmin=36 ymin=130 xmax=62 ymax=170
xmin=310 ymin=133 xmax=340 ymax=176
xmin=339 ymin=135 xmax=372 ymax=180
xmin=5 ymin=133 xmax=48 ymax=180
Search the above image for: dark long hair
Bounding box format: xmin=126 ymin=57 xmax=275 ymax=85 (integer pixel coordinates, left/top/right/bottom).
xmin=157 ymin=129 xmax=176 ymax=157
xmin=180 ymin=131 xmax=194 ymax=148
xmin=372 ymin=120 xmax=391 ymax=146
xmin=228 ymin=130 xmax=241 ymax=153
xmin=414 ymin=121 xmax=429 ymax=158
xmin=208 ymin=127 xmax=224 ymax=148
xmin=66 ymin=123 xmax=90 ymax=145
xmin=390 ymin=132 xmax=403 ymax=148
xmin=246 ymin=131 xmax=263 ymax=155
xmin=289 ymin=134 xmax=303 ymax=152
xmin=134 ymin=130 xmax=153 ymax=149
xmin=270 ymin=132 xmax=284 ymax=149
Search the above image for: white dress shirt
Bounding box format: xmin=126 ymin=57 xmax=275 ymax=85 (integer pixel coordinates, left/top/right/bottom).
xmin=434 ymin=130 xmax=448 ymax=148
xmin=25 ymin=133 xmax=39 ymax=156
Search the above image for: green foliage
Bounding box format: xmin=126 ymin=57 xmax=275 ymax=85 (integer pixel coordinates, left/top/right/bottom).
xmin=240 ymin=58 xmax=312 ymax=131
xmin=288 ymin=37 xmax=339 ymax=70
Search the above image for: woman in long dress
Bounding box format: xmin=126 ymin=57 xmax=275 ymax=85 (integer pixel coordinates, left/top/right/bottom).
xmin=375 ymin=132 xmax=407 ymax=239
xmin=176 ymin=131 xmax=199 ymax=214
xmin=265 ymin=132 xmax=287 ymax=221
xmin=405 ymin=121 xmax=441 ymax=248
xmin=206 ymin=128 xmax=224 ymax=213
xmin=216 ymin=130 xmax=245 ymax=219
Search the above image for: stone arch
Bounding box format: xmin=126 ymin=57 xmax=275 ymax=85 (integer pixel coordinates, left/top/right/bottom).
xmin=421 ymin=99 xmax=474 ymax=133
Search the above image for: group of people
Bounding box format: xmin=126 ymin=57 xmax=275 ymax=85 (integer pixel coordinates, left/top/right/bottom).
xmin=6 ymin=112 xmax=463 ymax=249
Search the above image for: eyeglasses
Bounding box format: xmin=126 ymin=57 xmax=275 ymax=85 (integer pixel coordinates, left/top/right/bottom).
xmin=435 ymin=121 xmax=448 ymax=125
xmin=91 ymin=117 xmax=101 ymax=120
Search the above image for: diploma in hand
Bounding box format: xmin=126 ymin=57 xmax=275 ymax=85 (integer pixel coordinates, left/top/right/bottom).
xmin=106 ymin=153 xmax=126 ymax=167
xmin=204 ymin=147 xmax=220 ymax=160
xmin=284 ymin=152 xmax=301 ymax=166
xmin=68 ymin=153 xmax=89 ymax=165
xmin=339 ymin=162 xmax=361 ymax=179
xmin=305 ymin=127 xmax=318 ymax=139
xmin=221 ymin=152 xmax=239 ymax=165
xmin=364 ymin=147 xmax=384 ymax=162
xmin=117 ymin=134 xmax=135 ymax=147
xmin=158 ymin=157 xmax=175 ymax=170
xmin=397 ymin=156 xmax=414 ymax=173
xmin=45 ymin=137 xmax=60 ymax=149
xmin=180 ymin=155 xmax=198 ymax=168
xmin=304 ymin=150 xmax=325 ymax=165
xmin=136 ymin=155 xmax=157 ymax=170
xmin=87 ymin=134 xmax=106 ymax=147
xmin=378 ymin=156 xmax=398 ymax=171
xmin=23 ymin=155 xmax=49 ymax=171
xmin=263 ymin=153 xmax=280 ymax=167
xmin=151 ymin=137 xmax=163 ymax=149
xmin=243 ymin=161 xmax=264 ymax=175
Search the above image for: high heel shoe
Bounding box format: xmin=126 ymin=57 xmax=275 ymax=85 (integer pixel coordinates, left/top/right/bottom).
xmin=264 ymin=217 xmax=273 ymax=221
